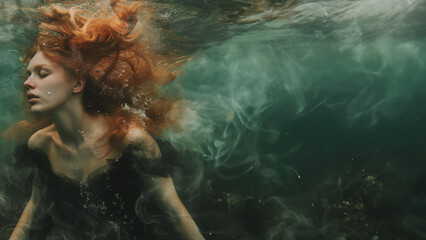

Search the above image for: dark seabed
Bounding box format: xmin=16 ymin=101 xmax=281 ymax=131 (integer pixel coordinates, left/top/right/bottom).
xmin=1 ymin=0 xmax=426 ymax=239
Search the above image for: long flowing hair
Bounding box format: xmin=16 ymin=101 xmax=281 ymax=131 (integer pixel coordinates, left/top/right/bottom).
xmin=3 ymin=0 xmax=185 ymax=144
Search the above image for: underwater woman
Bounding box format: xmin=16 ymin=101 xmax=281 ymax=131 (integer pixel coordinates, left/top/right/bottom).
xmin=6 ymin=0 xmax=204 ymax=239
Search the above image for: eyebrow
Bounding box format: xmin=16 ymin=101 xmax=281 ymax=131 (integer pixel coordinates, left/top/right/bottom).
xmin=26 ymin=64 xmax=51 ymax=75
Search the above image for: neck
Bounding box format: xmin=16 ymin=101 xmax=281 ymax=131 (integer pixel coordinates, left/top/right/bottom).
xmin=49 ymin=99 xmax=104 ymax=148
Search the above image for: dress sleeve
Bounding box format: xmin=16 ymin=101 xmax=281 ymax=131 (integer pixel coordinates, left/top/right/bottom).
xmin=13 ymin=145 xmax=46 ymax=189
xmin=125 ymin=139 xmax=179 ymax=177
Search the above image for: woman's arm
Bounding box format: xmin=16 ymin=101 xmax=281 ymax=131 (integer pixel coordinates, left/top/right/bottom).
xmin=152 ymin=177 xmax=205 ymax=240
xmin=124 ymin=127 xmax=204 ymax=239
xmin=9 ymin=185 xmax=41 ymax=240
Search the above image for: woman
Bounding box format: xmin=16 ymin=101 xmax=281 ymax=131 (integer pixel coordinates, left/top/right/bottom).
xmin=6 ymin=0 xmax=204 ymax=239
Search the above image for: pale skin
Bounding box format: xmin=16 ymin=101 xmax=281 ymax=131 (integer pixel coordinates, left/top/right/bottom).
xmin=9 ymin=51 xmax=205 ymax=240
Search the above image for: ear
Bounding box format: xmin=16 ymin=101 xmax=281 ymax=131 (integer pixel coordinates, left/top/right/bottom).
xmin=72 ymin=78 xmax=86 ymax=94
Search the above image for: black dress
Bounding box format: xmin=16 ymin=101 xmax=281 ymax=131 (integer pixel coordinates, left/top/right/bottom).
xmin=13 ymin=139 xmax=178 ymax=240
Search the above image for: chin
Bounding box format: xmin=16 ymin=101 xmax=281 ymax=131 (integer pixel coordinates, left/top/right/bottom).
xmin=30 ymin=104 xmax=60 ymax=115
xmin=29 ymin=105 xmax=47 ymax=113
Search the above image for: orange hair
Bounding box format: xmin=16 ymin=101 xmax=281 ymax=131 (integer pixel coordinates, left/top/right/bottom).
xmin=4 ymin=0 xmax=184 ymax=143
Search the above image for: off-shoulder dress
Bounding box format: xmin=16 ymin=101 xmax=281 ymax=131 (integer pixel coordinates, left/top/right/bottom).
xmin=13 ymin=139 xmax=178 ymax=240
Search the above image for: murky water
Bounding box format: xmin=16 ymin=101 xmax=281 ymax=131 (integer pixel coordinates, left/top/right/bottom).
xmin=1 ymin=0 xmax=426 ymax=239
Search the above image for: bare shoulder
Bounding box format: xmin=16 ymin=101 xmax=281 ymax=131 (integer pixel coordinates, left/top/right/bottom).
xmin=28 ymin=125 xmax=55 ymax=150
xmin=124 ymin=126 xmax=160 ymax=159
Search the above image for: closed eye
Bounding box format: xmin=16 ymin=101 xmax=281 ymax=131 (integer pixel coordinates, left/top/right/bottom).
xmin=39 ymin=69 xmax=50 ymax=78
xmin=26 ymin=64 xmax=51 ymax=79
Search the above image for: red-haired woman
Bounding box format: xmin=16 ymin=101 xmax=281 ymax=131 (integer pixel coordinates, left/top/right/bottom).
xmin=7 ymin=1 xmax=204 ymax=239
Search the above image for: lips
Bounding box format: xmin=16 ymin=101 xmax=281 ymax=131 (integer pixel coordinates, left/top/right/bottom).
xmin=27 ymin=93 xmax=39 ymax=103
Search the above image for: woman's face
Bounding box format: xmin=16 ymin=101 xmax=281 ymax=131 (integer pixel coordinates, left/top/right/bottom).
xmin=24 ymin=51 xmax=76 ymax=113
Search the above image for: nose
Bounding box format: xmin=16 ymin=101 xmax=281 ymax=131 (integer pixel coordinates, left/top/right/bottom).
xmin=24 ymin=76 xmax=35 ymax=90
